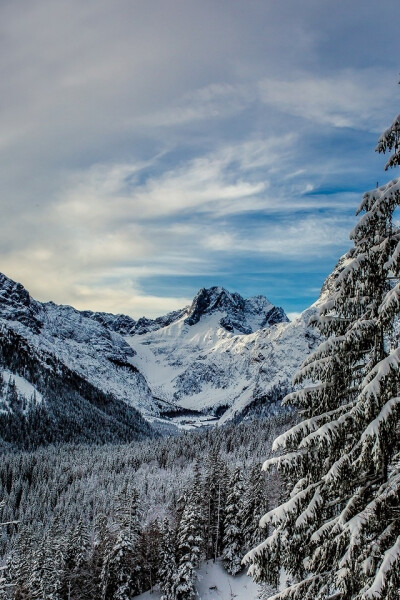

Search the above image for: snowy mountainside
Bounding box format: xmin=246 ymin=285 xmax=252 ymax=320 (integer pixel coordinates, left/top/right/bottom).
xmin=127 ymin=298 xmax=319 ymax=423
xmin=0 ymin=369 xmax=43 ymax=414
xmin=0 ymin=272 xmax=323 ymax=442
xmin=0 ymin=273 xmax=156 ymax=448
xmin=0 ymin=272 xmax=157 ymax=415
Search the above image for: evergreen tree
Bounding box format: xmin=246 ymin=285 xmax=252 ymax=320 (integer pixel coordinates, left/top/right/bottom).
xmin=29 ymin=540 xmax=57 ymax=600
xmin=158 ymin=517 xmax=176 ymax=600
xmin=100 ymin=530 xmax=135 ymax=600
xmin=242 ymin=463 xmax=268 ymax=553
xmin=138 ymin=518 xmax=161 ymax=592
xmin=222 ymin=467 xmax=244 ymax=575
xmin=172 ymin=486 xmax=203 ymax=600
xmin=5 ymin=526 xmax=34 ymax=600
xmin=62 ymin=519 xmax=91 ymax=600
xmin=92 ymin=513 xmax=114 ymax=599
xmin=203 ymin=451 xmax=228 ymax=561
xmin=244 ymin=111 xmax=400 ymax=599
xmin=114 ymin=486 xmax=141 ymax=540
xmin=100 ymin=487 xmax=143 ymax=600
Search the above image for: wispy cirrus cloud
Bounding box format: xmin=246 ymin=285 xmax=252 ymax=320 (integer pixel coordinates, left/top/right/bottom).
xmin=258 ymin=69 xmax=396 ymax=131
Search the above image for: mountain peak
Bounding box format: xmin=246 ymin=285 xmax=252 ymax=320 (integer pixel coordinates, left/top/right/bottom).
xmin=0 ymin=273 xmax=42 ymax=332
xmin=185 ymin=287 xmax=243 ymax=323
xmin=185 ymin=286 xmax=288 ymax=333
xmin=0 ymin=273 xmax=30 ymax=306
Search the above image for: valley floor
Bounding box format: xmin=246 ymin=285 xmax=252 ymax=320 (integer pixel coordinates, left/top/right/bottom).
xmin=136 ymin=559 xmax=265 ymax=600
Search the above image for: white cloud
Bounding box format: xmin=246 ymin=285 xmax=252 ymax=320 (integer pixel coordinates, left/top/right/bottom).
xmin=133 ymin=82 xmax=251 ymax=128
xmin=199 ymin=215 xmax=351 ymax=259
xmin=258 ymin=69 xmax=396 ymax=131
xmin=55 ymin=136 xmax=296 ymax=227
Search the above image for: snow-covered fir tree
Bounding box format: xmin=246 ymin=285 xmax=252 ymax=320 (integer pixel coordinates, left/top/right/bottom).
xmin=222 ymin=467 xmax=244 ymax=575
xmin=3 ymin=526 xmax=33 ymax=599
xmin=158 ymin=517 xmax=176 ymax=600
xmin=100 ymin=530 xmax=135 ymax=600
xmin=172 ymin=483 xmax=204 ymax=600
xmin=244 ymin=111 xmax=400 ymax=599
xmin=242 ymin=463 xmax=269 ymax=553
xmin=203 ymin=451 xmax=228 ymax=561
xmin=139 ymin=518 xmax=161 ymax=592
xmin=62 ymin=520 xmax=91 ymax=600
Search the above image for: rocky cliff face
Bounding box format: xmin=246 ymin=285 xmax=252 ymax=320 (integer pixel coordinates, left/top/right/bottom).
xmin=184 ymin=286 xmax=288 ymax=333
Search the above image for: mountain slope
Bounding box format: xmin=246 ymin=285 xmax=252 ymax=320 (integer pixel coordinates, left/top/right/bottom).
xmin=0 ymin=273 xmax=156 ymax=448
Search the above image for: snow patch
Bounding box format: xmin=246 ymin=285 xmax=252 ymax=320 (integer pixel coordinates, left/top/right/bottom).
xmin=135 ymin=559 xmax=262 ymax=600
xmin=1 ymin=369 xmax=43 ymax=404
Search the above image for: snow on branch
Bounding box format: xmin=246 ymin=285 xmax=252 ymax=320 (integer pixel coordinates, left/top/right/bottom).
xmin=295 ymin=487 xmax=323 ymax=529
xmin=282 ymin=383 xmax=331 ymax=408
xmin=323 ymin=454 xmax=353 ymax=490
xmin=360 ymin=397 xmax=400 ymax=444
xmin=265 ymin=575 xmax=322 ymax=600
xmin=272 ymin=402 xmax=353 ymax=451
xmin=300 ymin=337 xmax=346 ymax=368
xmin=262 ymin=451 xmax=302 ymax=473
xmin=259 ymin=483 xmax=319 ymax=528
xmin=242 ymin=528 xmax=279 ymax=565
xmin=335 ymin=254 xmax=367 ymax=282
xmin=298 ymin=413 xmax=352 ymax=451
xmin=376 ymin=112 xmax=400 ymax=170
xmin=361 ymin=536 xmax=400 ymax=599
xmin=356 ymin=178 xmax=400 ymax=217
xmin=310 ymin=515 xmax=339 ymax=544
xmin=360 ymin=348 xmax=400 ymax=401
xmin=294 ymin=354 xmax=338 ymax=384
xmin=386 ymin=239 xmax=400 ymax=271
xmin=378 ymin=283 xmax=400 ymax=324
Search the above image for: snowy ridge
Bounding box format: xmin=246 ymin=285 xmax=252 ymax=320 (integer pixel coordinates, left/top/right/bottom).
xmin=0 ymin=274 xmax=157 ymax=416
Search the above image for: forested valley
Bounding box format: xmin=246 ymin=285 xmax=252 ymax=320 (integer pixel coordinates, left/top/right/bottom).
xmin=0 ymin=413 xmax=290 ymax=599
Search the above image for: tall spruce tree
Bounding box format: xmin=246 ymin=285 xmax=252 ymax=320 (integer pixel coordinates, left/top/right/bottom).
xmin=244 ymin=111 xmax=400 ymax=599
xmin=172 ymin=485 xmax=203 ymax=600
xmin=158 ymin=517 xmax=176 ymax=600
xmin=100 ymin=530 xmax=135 ymax=600
xmin=222 ymin=467 xmax=244 ymax=575
xmin=242 ymin=463 xmax=268 ymax=553
xmin=203 ymin=451 xmax=228 ymax=561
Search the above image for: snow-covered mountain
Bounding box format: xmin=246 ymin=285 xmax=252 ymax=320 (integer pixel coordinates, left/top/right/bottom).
xmin=126 ymin=288 xmax=319 ymax=424
xmin=0 ymin=272 xmax=322 ymax=445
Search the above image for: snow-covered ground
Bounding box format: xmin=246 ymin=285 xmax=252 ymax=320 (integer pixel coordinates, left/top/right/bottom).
xmin=136 ymin=560 xmax=263 ymax=600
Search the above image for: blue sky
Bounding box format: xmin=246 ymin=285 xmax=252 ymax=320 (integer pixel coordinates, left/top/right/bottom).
xmin=1 ymin=0 xmax=400 ymax=319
